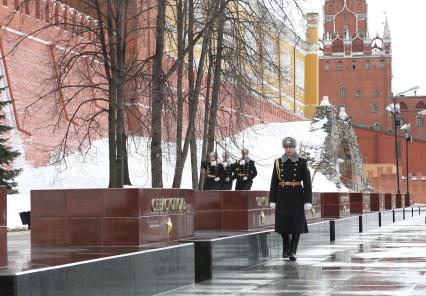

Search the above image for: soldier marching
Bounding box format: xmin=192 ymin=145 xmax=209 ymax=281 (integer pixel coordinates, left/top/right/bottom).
xmin=269 ymin=137 xmax=312 ymax=261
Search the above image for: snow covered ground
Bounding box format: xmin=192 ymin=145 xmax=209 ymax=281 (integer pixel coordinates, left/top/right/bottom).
xmin=7 ymin=120 xmax=347 ymax=228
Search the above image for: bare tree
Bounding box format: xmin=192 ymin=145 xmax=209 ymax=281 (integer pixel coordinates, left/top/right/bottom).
xmin=7 ymin=0 xmax=157 ymax=187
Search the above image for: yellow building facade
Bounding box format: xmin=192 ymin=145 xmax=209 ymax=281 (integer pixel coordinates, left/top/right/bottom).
xmin=165 ymin=4 xmax=319 ymax=118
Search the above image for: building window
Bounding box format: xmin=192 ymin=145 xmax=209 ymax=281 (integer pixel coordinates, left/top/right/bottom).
xmin=374 ymin=90 xmax=380 ymax=97
xmin=296 ymin=59 xmax=305 ymax=90
xmin=223 ymin=20 xmax=233 ymax=47
xmin=324 ymin=62 xmax=330 ymax=71
xmin=416 ymin=101 xmax=426 ymax=110
xmin=379 ymin=59 xmax=385 ymax=69
xmin=417 ymin=116 xmax=424 ymax=127
xmin=365 ymin=60 xmax=370 ymax=69
xmin=370 ymin=103 xmax=378 ymax=113
xmin=244 ymin=23 xmax=257 ymax=58
xmin=337 ymin=61 xmax=343 ymax=71
xmin=339 ymin=87 xmax=347 ymax=98
xmin=352 ymin=60 xmax=356 ymax=70
xmin=372 ymin=122 xmax=382 ymax=130
xmin=263 ymin=36 xmax=276 ymax=74
xmin=355 ymin=89 xmax=361 ymax=97
xmin=280 ymin=49 xmax=291 ymax=82
xmin=400 ymin=102 xmax=408 ymax=111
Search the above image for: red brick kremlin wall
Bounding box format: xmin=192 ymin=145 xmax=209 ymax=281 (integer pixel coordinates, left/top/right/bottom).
xmin=0 ymin=0 xmax=304 ymax=167
xmin=355 ymin=127 xmax=426 ymax=203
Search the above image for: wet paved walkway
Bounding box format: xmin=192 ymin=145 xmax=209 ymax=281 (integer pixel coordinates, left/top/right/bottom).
xmin=164 ymin=214 xmax=426 ymax=296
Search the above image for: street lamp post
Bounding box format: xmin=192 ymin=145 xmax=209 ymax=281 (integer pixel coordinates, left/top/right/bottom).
xmin=392 ymin=99 xmax=401 ymax=194
xmin=400 ymin=124 xmax=411 ymax=197
xmin=387 ymin=86 xmax=420 ymax=195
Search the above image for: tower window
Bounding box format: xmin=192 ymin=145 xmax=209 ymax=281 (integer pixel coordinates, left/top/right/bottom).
xmin=324 ymin=62 xmax=330 ymax=71
xmin=370 ymin=103 xmax=378 ymax=113
xmin=365 ymin=60 xmax=370 ymax=69
xmin=400 ymin=102 xmax=408 ymax=111
xmin=352 ymin=60 xmax=356 ymax=70
xmin=339 ymin=87 xmax=347 ymax=98
xmin=379 ymin=59 xmax=385 ymax=69
xmin=416 ymin=101 xmax=426 ymax=110
xmin=417 ymin=116 xmax=424 ymax=127
xmin=337 ymin=61 xmax=343 ymax=71
xmin=374 ymin=90 xmax=380 ymax=97
xmin=372 ymin=122 xmax=382 ymax=130
xmin=355 ymin=89 xmax=361 ymax=97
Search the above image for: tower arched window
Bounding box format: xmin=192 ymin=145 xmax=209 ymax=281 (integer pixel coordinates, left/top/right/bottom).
xmin=374 ymin=90 xmax=380 ymax=97
xmin=333 ymin=39 xmax=344 ymax=53
xmin=416 ymin=101 xmax=426 ymax=110
xmin=365 ymin=60 xmax=370 ymax=70
xmin=339 ymin=87 xmax=347 ymax=98
xmin=352 ymin=60 xmax=356 ymax=70
xmin=372 ymin=122 xmax=382 ymax=130
xmin=399 ymin=102 xmax=408 ymax=111
xmin=370 ymin=103 xmax=378 ymax=113
xmin=324 ymin=62 xmax=330 ymax=71
xmin=379 ymin=59 xmax=385 ymax=69
xmin=355 ymin=89 xmax=361 ymax=97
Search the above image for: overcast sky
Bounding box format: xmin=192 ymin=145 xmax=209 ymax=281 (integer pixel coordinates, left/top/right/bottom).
xmin=302 ymin=0 xmax=425 ymax=96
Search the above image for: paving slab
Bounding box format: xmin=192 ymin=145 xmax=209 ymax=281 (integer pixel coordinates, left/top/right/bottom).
xmin=163 ymin=214 xmax=426 ymax=296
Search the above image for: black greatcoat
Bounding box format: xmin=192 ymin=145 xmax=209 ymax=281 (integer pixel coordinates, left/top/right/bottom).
xmin=220 ymin=162 xmax=235 ymax=190
xmin=235 ymin=159 xmax=257 ymax=190
xmin=201 ymin=160 xmax=224 ymax=190
xmin=268 ymin=156 xmax=312 ymax=234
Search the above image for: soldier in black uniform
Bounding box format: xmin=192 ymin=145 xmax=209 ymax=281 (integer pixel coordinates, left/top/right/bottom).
xmin=201 ymin=152 xmax=223 ymax=190
xmin=220 ymin=152 xmax=235 ymax=190
xmin=269 ymin=137 xmax=312 ymax=261
xmin=235 ymin=148 xmax=257 ymax=190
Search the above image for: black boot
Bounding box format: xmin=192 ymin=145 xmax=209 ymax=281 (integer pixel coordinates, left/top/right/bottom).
xmin=289 ymin=233 xmax=300 ymax=261
xmin=281 ymin=234 xmax=290 ymax=258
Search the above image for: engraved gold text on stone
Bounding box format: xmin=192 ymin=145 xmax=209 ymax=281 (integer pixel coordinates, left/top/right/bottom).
xmin=256 ymin=196 xmax=268 ymax=208
xmin=151 ymin=198 xmax=187 ymax=212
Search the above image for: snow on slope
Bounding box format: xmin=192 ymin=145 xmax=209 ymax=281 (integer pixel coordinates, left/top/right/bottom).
xmin=7 ymin=120 xmax=346 ymax=228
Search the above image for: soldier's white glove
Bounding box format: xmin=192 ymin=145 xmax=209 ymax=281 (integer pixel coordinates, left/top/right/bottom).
xmin=214 ymin=177 xmax=220 ymax=182
xmin=223 ymin=162 xmax=228 ymax=168
xmin=243 ymin=176 xmax=248 ymax=181
xmin=270 ymin=202 xmax=276 ymax=209
xmin=211 ymin=161 xmax=217 ymax=166
xmin=240 ymin=160 xmax=245 ymax=165
xmin=304 ymin=203 xmax=313 ymax=211
xmin=225 ymin=178 xmax=230 ymax=182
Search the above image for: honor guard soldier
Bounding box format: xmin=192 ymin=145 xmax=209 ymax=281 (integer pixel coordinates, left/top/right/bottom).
xmin=220 ymin=152 xmax=235 ymax=190
xmin=268 ymin=137 xmax=312 ymax=261
xmin=235 ymin=148 xmax=257 ymax=190
xmin=201 ymin=152 xmax=223 ymax=190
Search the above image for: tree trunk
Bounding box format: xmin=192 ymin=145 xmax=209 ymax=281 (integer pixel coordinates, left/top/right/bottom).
xmin=190 ymin=130 xmax=198 ymax=188
xmin=207 ymin=2 xmax=226 ymax=154
xmin=123 ymin=134 xmax=132 ymax=185
xmin=151 ymin=0 xmax=166 ymax=188
xmin=198 ymin=51 xmax=213 ymax=189
xmin=172 ymin=0 xmax=216 ymax=188
xmin=172 ymin=0 xmax=186 ymax=188
xmin=108 ymin=81 xmax=117 ymax=188
xmin=115 ymin=74 xmax=126 ymax=188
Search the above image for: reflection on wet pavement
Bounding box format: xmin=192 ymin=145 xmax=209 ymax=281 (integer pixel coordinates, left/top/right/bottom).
xmin=164 ymin=215 xmax=426 ymax=295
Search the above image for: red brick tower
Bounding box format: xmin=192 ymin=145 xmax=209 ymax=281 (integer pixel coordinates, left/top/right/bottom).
xmin=320 ymin=0 xmax=392 ymax=131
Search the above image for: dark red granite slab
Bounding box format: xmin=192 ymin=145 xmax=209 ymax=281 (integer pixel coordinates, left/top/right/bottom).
xmin=31 ymin=189 xmax=194 ymax=247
